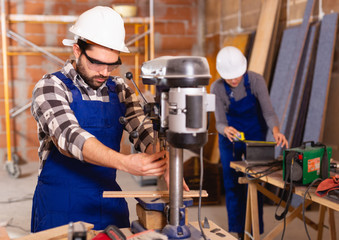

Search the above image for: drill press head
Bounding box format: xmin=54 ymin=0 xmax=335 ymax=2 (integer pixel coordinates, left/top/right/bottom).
xmin=140 ymin=56 xmax=211 ymax=87
xmin=140 ymin=56 xmax=215 ymax=149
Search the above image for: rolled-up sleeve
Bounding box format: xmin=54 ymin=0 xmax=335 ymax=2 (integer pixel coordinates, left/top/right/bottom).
xmin=114 ymin=77 xmax=154 ymax=153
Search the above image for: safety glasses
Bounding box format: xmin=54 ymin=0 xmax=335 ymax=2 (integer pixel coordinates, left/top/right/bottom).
xmin=82 ymin=49 xmax=122 ymax=72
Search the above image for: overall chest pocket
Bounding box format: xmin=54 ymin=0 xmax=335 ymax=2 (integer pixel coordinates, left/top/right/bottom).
xmin=72 ymin=100 xmax=122 ymax=128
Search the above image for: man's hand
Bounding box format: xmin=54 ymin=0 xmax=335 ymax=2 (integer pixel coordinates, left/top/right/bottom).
xmin=120 ymin=150 xmax=168 ymax=176
xmin=146 ymin=143 xmax=189 ymax=191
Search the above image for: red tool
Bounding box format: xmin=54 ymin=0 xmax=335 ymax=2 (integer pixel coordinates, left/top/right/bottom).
xmin=93 ymin=225 xmax=126 ymax=240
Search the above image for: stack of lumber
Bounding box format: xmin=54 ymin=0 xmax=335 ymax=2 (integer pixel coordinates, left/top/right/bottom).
xmin=268 ymin=0 xmax=338 ymax=156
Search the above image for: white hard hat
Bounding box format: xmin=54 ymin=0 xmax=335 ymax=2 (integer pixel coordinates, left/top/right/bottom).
xmin=216 ymin=46 xmax=247 ymax=79
xmin=62 ymin=6 xmax=129 ymax=53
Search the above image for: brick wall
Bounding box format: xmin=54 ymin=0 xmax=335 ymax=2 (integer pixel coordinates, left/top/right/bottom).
xmin=206 ymin=0 xmax=339 ymax=48
xmin=0 ymin=0 xmax=199 ymax=163
xmin=1 ymin=0 xmax=338 ymax=163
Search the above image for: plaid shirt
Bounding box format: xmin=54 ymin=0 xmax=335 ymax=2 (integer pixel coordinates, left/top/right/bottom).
xmin=31 ymin=60 xmax=154 ymax=169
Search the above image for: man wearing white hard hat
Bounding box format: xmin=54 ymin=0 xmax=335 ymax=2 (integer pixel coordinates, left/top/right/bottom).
xmin=211 ymin=46 xmax=288 ymax=239
xmin=30 ymin=6 xmax=180 ymax=232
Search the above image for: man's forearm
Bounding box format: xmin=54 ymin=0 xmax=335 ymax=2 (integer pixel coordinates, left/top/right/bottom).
xmin=82 ymin=137 xmax=126 ymax=169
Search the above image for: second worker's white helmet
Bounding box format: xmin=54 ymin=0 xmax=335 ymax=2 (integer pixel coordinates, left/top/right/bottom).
xmin=216 ymin=46 xmax=247 ymax=79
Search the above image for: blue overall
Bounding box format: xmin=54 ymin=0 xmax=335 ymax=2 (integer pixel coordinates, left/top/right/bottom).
xmin=31 ymin=72 xmax=129 ymax=232
xmin=218 ymin=73 xmax=265 ymax=234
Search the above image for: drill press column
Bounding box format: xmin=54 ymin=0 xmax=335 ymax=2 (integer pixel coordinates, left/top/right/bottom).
xmin=169 ymin=147 xmax=184 ymax=226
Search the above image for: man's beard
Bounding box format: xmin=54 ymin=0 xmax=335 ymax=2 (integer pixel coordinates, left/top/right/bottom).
xmin=76 ymin=57 xmax=109 ymax=90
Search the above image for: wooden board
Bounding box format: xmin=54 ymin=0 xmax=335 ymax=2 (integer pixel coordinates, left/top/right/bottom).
xmin=222 ymin=33 xmax=251 ymax=54
xmin=0 ymin=227 xmax=10 ymax=240
xmin=291 ymin=23 xmax=320 ymax=147
xmin=103 ymin=190 xmax=208 ymax=198
xmin=135 ymin=204 xmax=189 ymax=230
xmin=136 ymin=203 xmax=167 ymax=230
xmin=281 ymin=23 xmax=319 ymax=147
xmin=267 ymin=25 xmax=301 ymax=149
xmin=248 ymin=0 xmax=281 ymax=84
xmin=15 ymin=222 xmax=94 ymax=240
xmin=323 ymin=72 xmax=339 ymax=160
xmin=268 ymin=0 xmax=316 ymax=153
xmin=303 ymin=13 xmax=339 ymax=143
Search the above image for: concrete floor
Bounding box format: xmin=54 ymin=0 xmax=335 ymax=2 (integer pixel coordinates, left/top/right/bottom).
xmin=0 ymin=160 xmax=337 ymax=240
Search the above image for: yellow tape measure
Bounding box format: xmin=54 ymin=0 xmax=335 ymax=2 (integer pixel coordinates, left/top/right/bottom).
xmin=235 ymin=131 xmax=276 ymax=145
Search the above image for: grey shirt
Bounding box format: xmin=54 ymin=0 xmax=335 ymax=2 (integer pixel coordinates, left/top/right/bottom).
xmin=210 ymin=71 xmax=279 ymax=136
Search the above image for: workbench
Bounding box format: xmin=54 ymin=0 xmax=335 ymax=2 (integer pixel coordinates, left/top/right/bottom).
xmin=230 ymin=161 xmax=338 ymax=240
xmin=12 ymin=221 xmax=237 ymax=240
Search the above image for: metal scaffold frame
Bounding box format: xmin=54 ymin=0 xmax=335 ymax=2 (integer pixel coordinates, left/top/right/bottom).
xmin=0 ymin=0 xmax=154 ymax=178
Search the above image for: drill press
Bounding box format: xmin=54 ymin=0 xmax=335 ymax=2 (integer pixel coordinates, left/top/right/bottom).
xmin=138 ymin=56 xmax=215 ymax=239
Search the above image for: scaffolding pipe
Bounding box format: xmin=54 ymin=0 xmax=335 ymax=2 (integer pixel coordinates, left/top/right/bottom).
xmin=8 ymin=30 xmax=64 ymax=66
xmin=149 ymin=0 xmax=155 ymax=94
xmin=10 ymin=101 xmax=31 ymax=118
xmin=9 ymin=13 xmax=77 ymax=23
xmin=150 ymin=0 xmax=154 ymax=60
xmin=9 ymin=13 xmax=150 ymax=24
xmin=1 ymin=0 xmax=12 ymax=162
xmin=125 ymin=30 xmax=150 ymax=47
xmin=134 ymin=24 xmax=139 ymax=91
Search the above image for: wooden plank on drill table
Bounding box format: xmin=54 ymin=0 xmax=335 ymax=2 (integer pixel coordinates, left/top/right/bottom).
xmin=103 ymin=190 xmax=208 ymax=198
xmin=16 ymin=222 xmax=94 ymax=240
xmin=303 ymin=13 xmax=339 ymax=143
xmin=248 ymin=0 xmax=281 ymax=85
